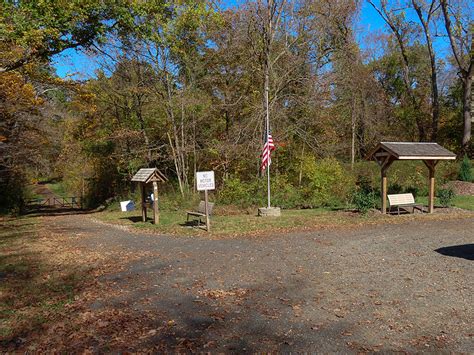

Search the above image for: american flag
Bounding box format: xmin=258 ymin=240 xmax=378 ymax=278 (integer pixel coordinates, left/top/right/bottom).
xmin=260 ymin=133 xmax=275 ymax=171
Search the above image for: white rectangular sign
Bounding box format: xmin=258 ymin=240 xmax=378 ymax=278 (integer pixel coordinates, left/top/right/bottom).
xmin=196 ymin=171 xmax=215 ymax=191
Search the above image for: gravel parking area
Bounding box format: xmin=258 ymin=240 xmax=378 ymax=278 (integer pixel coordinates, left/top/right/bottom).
xmin=36 ymin=213 xmax=474 ymax=352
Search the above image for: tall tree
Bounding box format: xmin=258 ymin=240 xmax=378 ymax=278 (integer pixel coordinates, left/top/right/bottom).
xmin=440 ymin=0 xmax=473 ymax=152
xmin=411 ymin=0 xmax=441 ymax=141
xmin=368 ymin=0 xmax=439 ymax=141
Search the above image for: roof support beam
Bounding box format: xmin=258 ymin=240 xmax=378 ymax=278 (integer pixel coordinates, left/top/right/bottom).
xmin=423 ymin=160 xmax=439 ymax=213
xmin=381 ymin=157 xmax=394 ymax=214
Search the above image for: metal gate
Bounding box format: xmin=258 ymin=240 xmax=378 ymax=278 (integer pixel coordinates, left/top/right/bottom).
xmin=26 ymin=197 xmax=82 ymax=209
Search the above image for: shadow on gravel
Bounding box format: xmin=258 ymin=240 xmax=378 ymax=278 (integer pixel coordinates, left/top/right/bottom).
xmin=435 ymin=244 xmax=474 ymax=261
xmin=179 ymin=221 xmax=203 ymax=228
xmin=21 ymin=206 xmax=104 ymax=217
xmin=120 ymin=216 xmax=153 ymax=223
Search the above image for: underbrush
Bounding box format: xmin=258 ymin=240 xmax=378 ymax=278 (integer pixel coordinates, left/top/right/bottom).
xmin=96 ymin=158 xmax=465 ymax=215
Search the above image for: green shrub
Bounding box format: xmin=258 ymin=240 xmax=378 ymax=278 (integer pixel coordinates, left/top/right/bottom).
xmin=218 ymin=175 xmax=303 ymax=209
xmin=437 ymin=161 xmax=459 ymax=182
xmin=458 ymin=155 xmax=473 ymax=182
xmin=271 ymin=175 xmax=302 ymax=209
xmin=388 ymin=183 xmax=403 ymax=194
xmin=352 ymin=189 xmax=378 ymax=214
xmin=436 ymin=187 xmax=456 ymax=207
xmin=300 ymin=157 xmax=354 ymax=207
xmin=218 ymin=177 xmax=261 ymax=207
xmin=159 ymin=191 xmax=200 ymax=211
xmin=404 ymin=186 xmax=419 ymax=198
xmin=355 ymin=175 xmax=373 ymax=194
xmin=0 ymin=177 xmax=26 ymax=215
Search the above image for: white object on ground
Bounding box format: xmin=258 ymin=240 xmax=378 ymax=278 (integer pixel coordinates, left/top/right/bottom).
xmin=120 ymin=200 xmax=135 ymax=212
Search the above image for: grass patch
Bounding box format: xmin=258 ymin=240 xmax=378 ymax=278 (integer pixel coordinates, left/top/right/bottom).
xmin=46 ymin=182 xmax=68 ymax=197
xmin=416 ymin=195 xmax=474 ymax=210
xmin=99 ymin=208 xmax=339 ymax=236
xmin=0 ymin=216 xmax=91 ymax=348
xmin=95 ymin=202 xmax=473 ymax=238
xmin=450 ymin=195 xmax=474 ymax=211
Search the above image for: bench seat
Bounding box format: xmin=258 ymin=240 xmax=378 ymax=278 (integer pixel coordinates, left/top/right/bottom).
xmin=388 ymin=193 xmax=424 ymax=215
xmin=186 ymin=201 xmax=214 ymax=225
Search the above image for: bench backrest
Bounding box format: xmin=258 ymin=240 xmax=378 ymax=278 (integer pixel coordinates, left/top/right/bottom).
xmin=388 ymin=193 xmax=415 ymax=206
xmin=197 ymin=200 xmax=215 ymax=215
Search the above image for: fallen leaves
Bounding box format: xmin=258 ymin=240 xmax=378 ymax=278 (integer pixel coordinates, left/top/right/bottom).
xmin=198 ymin=288 xmax=248 ymax=300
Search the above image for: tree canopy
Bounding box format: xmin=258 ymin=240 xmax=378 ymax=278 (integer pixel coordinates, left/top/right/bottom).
xmin=0 ymin=0 xmax=472 ymax=211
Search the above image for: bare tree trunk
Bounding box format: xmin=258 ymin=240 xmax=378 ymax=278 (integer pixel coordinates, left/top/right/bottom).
xmin=463 ymin=25 xmax=474 ymax=151
xmin=462 ymin=73 xmax=473 ymax=150
xmin=351 ymin=95 xmax=356 ymax=169
xmin=180 ymin=94 xmax=188 ymax=189
xmin=298 ymin=143 xmax=305 ymax=186
xmin=165 ymin=83 xmax=184 ymax=195
xmin=193 ymin=115 xmax=197 ymax=193
xmin=167 ymin=132 xmax=184 ymax=195
xmin=412 ymin=0 xmax=440 ymax=141
xmin=440 ymin=1 xmax=473 ymax=152
xmin=163 ymin=69 xmax=188 ymax=196
xmin=137 ymin=110 xmax=152 ymax=163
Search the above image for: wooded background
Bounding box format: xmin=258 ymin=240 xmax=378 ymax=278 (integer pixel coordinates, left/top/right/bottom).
xmin=0 ymin=0 xmax=472 ymax=211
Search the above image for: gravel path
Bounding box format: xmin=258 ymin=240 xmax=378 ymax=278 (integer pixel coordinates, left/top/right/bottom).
xmin=44 ymin=214 xmax=474 ymax=352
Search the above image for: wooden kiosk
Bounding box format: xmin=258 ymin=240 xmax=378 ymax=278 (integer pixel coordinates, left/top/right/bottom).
xmin=131 ymin=168 xmax=167 ymax=224
xmin=367 ymin=142 xmax=456 ymax=214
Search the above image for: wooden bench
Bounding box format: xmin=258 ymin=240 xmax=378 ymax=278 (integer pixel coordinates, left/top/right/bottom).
xmin=388 ymin=193 xmax=424 ymax=215
xmin=186 ymin=201 xmax=214 ymax=225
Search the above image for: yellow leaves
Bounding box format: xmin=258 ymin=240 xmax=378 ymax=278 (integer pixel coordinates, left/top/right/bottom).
xmin=69 ymin=90 xmax=98 ymax=116
xmin=0 ymin=72 xmax=41 ymax=113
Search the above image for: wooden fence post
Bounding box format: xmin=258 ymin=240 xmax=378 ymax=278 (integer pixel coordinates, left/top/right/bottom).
xmin=140 ymin=183 xmax=147 ymax=222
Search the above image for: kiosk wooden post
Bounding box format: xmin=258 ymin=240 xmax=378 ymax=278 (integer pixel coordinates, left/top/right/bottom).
xmin=381 ymin=168 xmax=387 ymax=214
xmin=140 ymin=183 xmax=147 ymax=222
xmin=374 ymin=153 xmax=393 ymax=214
xmin=153 ymin=181 xmax=159 ymax=224
xmin=423 ymin=160 xmax=438 ymax=214
xmin=429 ymin=167 xmax=435 ymax=213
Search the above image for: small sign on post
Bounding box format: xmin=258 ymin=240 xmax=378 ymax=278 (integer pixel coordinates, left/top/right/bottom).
xmin=196 ymin=171 xmax=215 ymax=232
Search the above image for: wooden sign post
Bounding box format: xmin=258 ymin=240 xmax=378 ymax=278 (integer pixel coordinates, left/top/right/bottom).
xmin=196 ymin=171 xmax=215 ymax=232
xmin=204 ymin=189 xmax=210 ymax=232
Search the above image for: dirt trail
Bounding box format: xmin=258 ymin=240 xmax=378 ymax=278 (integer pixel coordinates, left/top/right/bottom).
xmin=32 ymin=213 xmax=474 ymax=352
xmin=32 ymin=182 xmax=60 ymax=200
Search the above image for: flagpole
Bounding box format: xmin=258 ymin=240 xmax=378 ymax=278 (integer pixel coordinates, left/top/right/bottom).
xmin=258 ymin=0 xmax=279 ymax=218
xmin=265 ymin=0 xmax=272 ymax=209
xmin=266 ymin=80 xmax=271 ymax=209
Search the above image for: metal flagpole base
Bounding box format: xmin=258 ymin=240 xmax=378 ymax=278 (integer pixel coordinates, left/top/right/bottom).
xmin=258 ymin=207 xmax=281 ymax=217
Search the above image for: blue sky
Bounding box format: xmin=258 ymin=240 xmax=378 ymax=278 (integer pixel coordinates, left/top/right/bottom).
xmin=51 ymin=0 xmax=446 ymax=79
